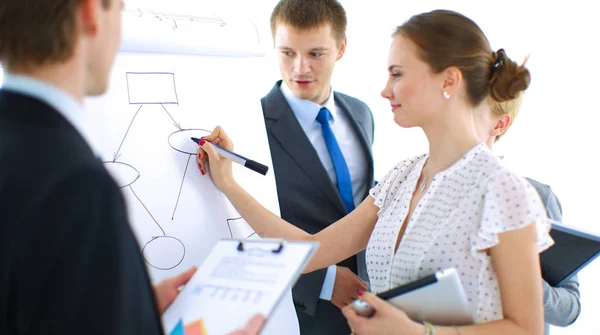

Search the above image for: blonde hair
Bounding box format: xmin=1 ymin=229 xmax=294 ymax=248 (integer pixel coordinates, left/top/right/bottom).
xmin=488 ymin=92 xmax=524 ymax=141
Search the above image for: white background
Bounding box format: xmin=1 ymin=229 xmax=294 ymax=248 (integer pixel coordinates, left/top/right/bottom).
xmin=2 ymin=0 xmax=598 ymax=333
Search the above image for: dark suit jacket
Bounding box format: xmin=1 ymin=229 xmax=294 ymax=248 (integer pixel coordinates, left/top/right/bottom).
xmin=0 ymin=90 xmax=163 ymax=335
xmin=261 ymin=81 xmax=374 ymax=335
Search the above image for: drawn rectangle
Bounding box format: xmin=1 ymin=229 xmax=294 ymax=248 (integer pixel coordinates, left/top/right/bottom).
xmin=127 ymin=72 xmax=179 ymax=104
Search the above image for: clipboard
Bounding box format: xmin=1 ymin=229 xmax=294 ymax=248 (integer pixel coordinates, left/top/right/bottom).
xmin=541 ymin=220 xmax=600 ymax=286
xmin=376 ymin=268 xmax=473 ymax=325
xmin=161 ymin=239 xmax=318 ymax=335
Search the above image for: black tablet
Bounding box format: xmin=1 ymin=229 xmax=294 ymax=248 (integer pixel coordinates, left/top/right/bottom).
xmin=540 ymin=220 xmax=600 ymax=286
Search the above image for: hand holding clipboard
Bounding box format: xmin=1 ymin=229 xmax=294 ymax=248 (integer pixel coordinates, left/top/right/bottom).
xmin=161 ymin=239 xmax=318 ymax=335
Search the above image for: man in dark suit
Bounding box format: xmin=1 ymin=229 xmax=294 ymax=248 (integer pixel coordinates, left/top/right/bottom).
xmin=261 ymin=1 xmax=374 ymax=334
xmin=0 ymin=1 xmax=263 ymax=334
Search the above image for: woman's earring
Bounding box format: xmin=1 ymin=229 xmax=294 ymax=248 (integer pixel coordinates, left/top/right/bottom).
xmin=442 ymin=91 xmax=451 ymax=100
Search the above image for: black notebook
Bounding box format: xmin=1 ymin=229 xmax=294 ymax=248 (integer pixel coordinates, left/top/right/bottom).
xmin=540 ymin=220 xmax=600 ymax=286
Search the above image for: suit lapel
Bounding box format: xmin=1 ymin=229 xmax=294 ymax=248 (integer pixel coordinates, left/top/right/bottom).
xmin=264 ymin=82 xmax=347 ymax=215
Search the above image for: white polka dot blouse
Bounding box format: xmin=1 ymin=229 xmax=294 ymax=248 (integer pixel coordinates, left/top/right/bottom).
xmin=367 ymin=142 xmax=554 ymax=323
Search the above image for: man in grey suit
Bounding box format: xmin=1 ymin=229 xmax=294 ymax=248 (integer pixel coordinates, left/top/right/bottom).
xmin=260 ymin=1 xmax=374 ymax=334
xmin=476 ymin=96 xmax=581 ymax=334
xmin=526 ymin=178 xmax=581 ymax=334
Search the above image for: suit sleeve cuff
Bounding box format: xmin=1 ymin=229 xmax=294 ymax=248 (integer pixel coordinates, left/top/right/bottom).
xmin=319 ymin=265 xmax=337 ymax=301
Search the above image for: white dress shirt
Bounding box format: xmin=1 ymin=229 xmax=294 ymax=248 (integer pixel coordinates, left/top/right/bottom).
xmin=280 ymin=82 xmax=369 ymax=300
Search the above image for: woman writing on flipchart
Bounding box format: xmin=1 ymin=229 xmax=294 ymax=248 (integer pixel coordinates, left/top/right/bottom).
xmin=197 ymin=10 xmax=552 ymax=335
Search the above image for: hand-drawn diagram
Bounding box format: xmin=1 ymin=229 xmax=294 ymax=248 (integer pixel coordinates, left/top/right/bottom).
xmin=168 ymin=128 xmax=210 ymax=220
xmin=105 ymin=72 xmax=186 ymax=270
xmin=226 ymin=217 xmax=257 ymax=240
xmin=120 ymin=5 xmax=262 ymax=57
xmin=124 ymin=7 xmax=227 ymax=30
xmin=105 ymin=72 xmax=255 ymax=271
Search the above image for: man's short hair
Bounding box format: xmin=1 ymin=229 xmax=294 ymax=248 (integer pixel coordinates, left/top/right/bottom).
xmin=270 ymin=0 xmax=347 ymax=46
xmin=0 ymin=0 xmax=113 ymax=67
xmin=488 ymin=93 xmax=524 ymax=142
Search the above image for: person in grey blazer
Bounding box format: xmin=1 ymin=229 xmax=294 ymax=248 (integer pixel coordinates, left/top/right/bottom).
xmin=526 ymin=178 xmax=581 ymax=334
xmin=259 ymin=1 xmax=374 ymax=334
xmin=475 ymin=95 xmax=581 ymax=334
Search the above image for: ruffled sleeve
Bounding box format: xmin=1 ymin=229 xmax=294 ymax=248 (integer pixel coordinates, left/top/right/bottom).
xmin=369 ymin=156 xmax=423 ymax=212
xmin=471 ymin=169 xmax=554 ymax=254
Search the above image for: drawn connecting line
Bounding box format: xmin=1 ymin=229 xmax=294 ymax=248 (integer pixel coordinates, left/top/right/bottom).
xmin=102 ymin=72 xmax=187 ymax=270
xmin=226 ymin=217 xmax=257 ymax=240
xmin=168 ymin=127 xmax=212 ymax=220
xmin=113 ymin=105 xmax=143 ymax=162
xmin=102 ymin=159 xmax=186 ymax=270
xmin=110 ymin=101 xmax=179 ymax=163
xmin=124 ymin=7 xmax=227 ymax=28
xmin=129 ymin=184 xmax=165 ymax=235
xmin=172 ymin=155 xmax=192 ymax=220
xmin=161 ymin=104 xmax=182 ymax=130
xmin=110 ymin=72 xmax=249 ymax=270
xmin=130 ymin=186 xmax=186 ymax=271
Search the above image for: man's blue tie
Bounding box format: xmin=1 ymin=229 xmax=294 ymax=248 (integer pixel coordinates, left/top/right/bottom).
xmin=316 ymin=107 xmax=355 ymax=213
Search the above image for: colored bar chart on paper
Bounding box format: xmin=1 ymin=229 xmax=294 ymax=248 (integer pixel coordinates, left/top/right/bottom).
xmin=161 ymin=240 xmax=318 ymax=334
xmin=170 ymin=320 xmax=185 ymax=335
xmin=185 ymin=319 xmax=208 ymax=335
xmin=170 ymin=319 xmax=208 ymax=335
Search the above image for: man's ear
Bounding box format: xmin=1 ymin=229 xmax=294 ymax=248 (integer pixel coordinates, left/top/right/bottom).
xmin=441 ymin=66 xmax=462 ymax=98
xmin=79 ymin=0 xmax=101 ymax=37
xmin=336 ymin=37 xmax=347 ymax=61
xmin=492 ymin=114 xmax=512 ymax=138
